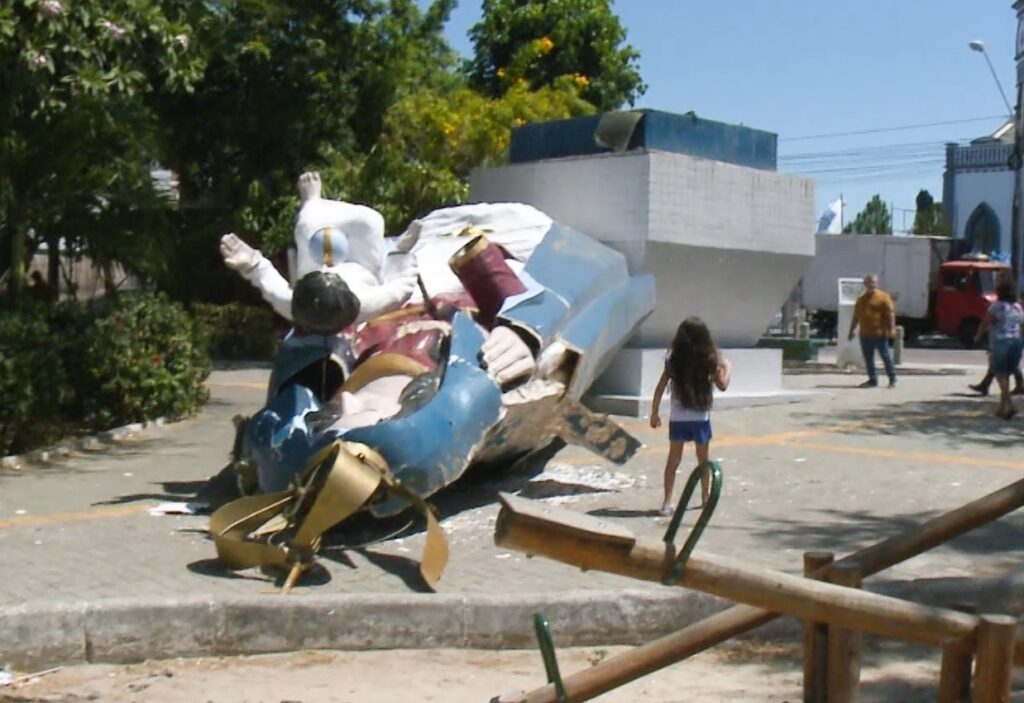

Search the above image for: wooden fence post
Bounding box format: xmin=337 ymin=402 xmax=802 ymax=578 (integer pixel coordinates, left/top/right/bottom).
xmin=826 ymin=562 xmax=863 ymax=703
xmin=972 ymin=614 xmax=1017 ymax=703
xmin=937 ymin=603 xmax=976 ymax=703
xmin=803 ymin=551 xmax=834 ymax=703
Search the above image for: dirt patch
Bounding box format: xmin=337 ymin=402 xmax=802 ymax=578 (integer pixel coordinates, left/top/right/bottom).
xmin=0 ymin=642 xmax=994 ymax=703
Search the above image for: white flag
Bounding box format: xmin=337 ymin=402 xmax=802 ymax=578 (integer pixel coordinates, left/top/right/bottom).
xmin=816 ymin=198 xmax=843 ymax=234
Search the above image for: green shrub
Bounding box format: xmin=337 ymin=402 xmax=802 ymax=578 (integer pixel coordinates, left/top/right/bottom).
xmin=1 ymin=294 xmax=211 ymax=455
xmin=191 ymin=302 xmax=283 ymax=361
xmin=0 ymin=306 xmax=70 ymax=455
xmin=58 ymin=294 xmax=211 ymax=431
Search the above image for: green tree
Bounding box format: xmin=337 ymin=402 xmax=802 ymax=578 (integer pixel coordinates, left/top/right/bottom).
xmin=147 ymin=0 xmax=460 ymax=301
xmin=843 ymin=195 xmax=892 ymax=235
xmin=911 ymin=189 xmax=951 ymax=236
xmin=0 ymin=0 xmax=206 ymax=308
xmin=325 ymin=77 xmax=594 ymax=236
xmin=467 ymin=0 xmax=645 ymax=111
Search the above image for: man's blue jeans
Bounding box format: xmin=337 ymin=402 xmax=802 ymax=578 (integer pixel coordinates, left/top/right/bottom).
xmin=860 ymin=336 xmax=896 ymax=385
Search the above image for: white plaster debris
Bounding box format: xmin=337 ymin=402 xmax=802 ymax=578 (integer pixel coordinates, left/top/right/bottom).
xmin=440 ymin=507 xmax=493 ymax=533
xmin=148 ymin=502 xmax=208 ymax=516
xmin=520 ymin=462 xmax=636 ymax=504
xmin=14 ymin=510 xmax=26 ymax=516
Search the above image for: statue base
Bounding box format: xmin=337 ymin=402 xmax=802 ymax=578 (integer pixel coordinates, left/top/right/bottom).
xmin=584 ymin=347 xmax=820 ymax=418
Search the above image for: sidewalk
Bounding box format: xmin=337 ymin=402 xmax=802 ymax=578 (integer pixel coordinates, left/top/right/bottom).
xmin=4 ymin=360 xmax=1024 ymax=668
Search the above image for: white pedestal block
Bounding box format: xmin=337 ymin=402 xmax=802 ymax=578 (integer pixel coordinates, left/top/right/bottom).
xmin=469 ymin=145 xmax=818 ymax=416
xmin=585 ymin=347 xmax=817 ymax=417
xmin=470 ymin=150 xmax=815 ymax=348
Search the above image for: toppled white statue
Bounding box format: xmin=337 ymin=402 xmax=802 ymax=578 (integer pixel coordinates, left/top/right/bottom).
xmin=220 ymin=172 xmax=418 ymax=324
xmin=219 ymin=171 xmax=542 ymax=389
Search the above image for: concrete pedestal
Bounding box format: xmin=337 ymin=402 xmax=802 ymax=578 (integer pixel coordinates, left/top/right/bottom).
xmin=584 ymin=347 xmax=818 ymax=417
xmin=469 ymin=111 xmax=816 ymax=414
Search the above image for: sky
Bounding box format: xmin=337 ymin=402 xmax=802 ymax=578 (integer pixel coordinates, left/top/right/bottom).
xmin=428 ymin=0 xmax=1019 ymax=231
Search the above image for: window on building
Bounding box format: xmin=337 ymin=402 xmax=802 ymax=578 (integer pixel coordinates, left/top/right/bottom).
xmin=964 ymin=203 xmax=1001 ymax=254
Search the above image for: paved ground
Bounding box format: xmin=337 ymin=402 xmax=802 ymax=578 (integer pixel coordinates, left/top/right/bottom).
xmin=5 ymin=351 xmax=1024 ymax=699
xmin=1 ymin=351 xmax=1022 ymax=604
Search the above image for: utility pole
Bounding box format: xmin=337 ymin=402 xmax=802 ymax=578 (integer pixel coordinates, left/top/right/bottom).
xmin=1013 ymin=4 xmax=1024 ymax=286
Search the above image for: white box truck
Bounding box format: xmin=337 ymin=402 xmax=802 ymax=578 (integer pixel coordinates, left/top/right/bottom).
xmin=800 ymin=234 xmax=1009 ymax=346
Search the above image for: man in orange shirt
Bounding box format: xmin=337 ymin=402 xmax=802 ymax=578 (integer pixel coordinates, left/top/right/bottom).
xmin=847 ymin=274 xmax=897 ymax=388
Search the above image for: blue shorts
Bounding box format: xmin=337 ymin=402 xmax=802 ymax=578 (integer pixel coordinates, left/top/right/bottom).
xmin=669 ymin=420 xmax=712 ymax=444
xmin=991 ymin=338 xmax=1023 ymax=377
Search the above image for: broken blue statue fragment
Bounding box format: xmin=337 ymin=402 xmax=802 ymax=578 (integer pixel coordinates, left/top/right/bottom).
xmin=211 ymin=203 xmax=654 ymax=592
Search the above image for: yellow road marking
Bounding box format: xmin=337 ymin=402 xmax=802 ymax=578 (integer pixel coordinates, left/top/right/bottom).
xmin=784 ymin=441 xmax=1024 ymax=472
xmin=4 ymin=412 xmax=1015 ymax=532
xmin=574 ymin=417 xmax=1024 ymax=473
xmin=628 ymin=422 xmax=877 ymax=457
xmin=206 ymin=381 xmax=267 ymax=390
xmin=0 ymin=503 xmax=148 ymax=531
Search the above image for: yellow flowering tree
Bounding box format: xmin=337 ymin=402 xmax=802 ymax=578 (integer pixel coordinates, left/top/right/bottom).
xmin=320 ymin=78 xmax=595 ymax=234
xmin=468 ymin=0 xmax=645 ymax=111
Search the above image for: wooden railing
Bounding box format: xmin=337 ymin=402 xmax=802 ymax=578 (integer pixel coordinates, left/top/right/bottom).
xmin=491 ymin=476 xmax=1024 ymax=703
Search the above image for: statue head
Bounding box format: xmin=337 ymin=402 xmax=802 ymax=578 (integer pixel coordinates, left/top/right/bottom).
xmin=291 ymin=270 xmax=361 ymax=334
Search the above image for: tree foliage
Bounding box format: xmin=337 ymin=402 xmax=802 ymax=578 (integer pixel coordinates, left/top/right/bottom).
xmin=0 ymin=0 xmax=206 ymax=307
xmin=147 ymin=0 xmax=462 ymax=301
xmin=843 ymin=195 xmax=892 ymax=235
xmin=322 ymin=78 xmax=594 ymax=237
xmin=911 ymin=189 xmax=950 ymax=236
xmin=2 ymin=0 xmax=643 ymax=307
xmin=467 ymin=0 xmax=645 ymax=111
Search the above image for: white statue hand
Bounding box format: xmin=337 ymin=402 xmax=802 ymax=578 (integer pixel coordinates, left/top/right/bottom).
xmin=297 ymin=171 xmax=322 ymax=202
xmin=393 ymin=219 xmax=422 ymax=254
xmin=219 ymin=233 xmax=262 ymax=273
xmin=481 ymin=326 xmax=536 ymax=385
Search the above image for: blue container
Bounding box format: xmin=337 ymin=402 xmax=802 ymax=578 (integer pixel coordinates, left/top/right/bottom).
xmin=509 ymin=109 xmax=777 ymax=171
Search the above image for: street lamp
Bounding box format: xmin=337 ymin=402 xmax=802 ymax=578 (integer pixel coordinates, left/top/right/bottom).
xmin=969 ymin=39 xmax=1014 ymax=117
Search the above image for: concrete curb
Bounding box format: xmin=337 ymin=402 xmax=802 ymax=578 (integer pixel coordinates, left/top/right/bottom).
xmin=0 ymin=418 xmax=168 ymax=472
xmin=5 ymin=576 xmax=1023 ymax=670
xmin=0 ymin=589 xmax=779 ymax=670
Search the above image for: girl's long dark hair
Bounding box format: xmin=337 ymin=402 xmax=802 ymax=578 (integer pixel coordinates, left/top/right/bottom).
xmin=669 ymin=317 xmax=719 ymax=411
xmin=996 ymin=277 xmax=1017 ymax=303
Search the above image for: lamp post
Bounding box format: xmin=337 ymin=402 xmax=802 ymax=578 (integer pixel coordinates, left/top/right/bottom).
xmin=969 ymin=38 xmax=1020 ymax=283
xmin=969 ymin=40 xmax=1015 ymax=117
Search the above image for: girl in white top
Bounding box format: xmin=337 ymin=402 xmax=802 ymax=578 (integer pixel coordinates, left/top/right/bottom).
xmin=650 ymin=317 xmax=731 ymax=516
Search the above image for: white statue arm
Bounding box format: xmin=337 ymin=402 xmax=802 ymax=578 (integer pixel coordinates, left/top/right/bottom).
xmin=337 ymin=251 xmax=418 ymax=324
xmin=220 ymin=233 xmax=294 ymax=321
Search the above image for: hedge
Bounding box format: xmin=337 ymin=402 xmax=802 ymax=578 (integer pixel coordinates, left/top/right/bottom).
xmin=0 ymin=294 xmax=211 ymax=456
xmin=191 ymin=302 xmax=284 ymax=362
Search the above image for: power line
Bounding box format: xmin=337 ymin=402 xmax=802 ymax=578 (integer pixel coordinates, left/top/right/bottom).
xmin=779 ymin=137 xmax=971 ymax=162
xmin=792 ymin=159 xmax=945 ymax=176
xmin=780 ymin=115 xmax=1005 ymax=142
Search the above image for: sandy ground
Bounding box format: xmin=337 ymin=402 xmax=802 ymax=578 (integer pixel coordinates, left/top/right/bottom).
xmin=1 ymin=639 xmax=989 ymax=703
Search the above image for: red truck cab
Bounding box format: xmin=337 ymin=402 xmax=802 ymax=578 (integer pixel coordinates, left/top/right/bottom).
xmin=933 ymin=260 xmax=1011 ymax=346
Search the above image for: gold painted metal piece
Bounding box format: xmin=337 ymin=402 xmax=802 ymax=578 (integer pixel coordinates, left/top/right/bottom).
xmin=341 ymin=353 xmax=429 ymax=394
xmin=322 ymin=226 xmax=334 ymax=266
xmin=448 ymin=234 xmax=490 ymax=270
xmin=209 ymin=440 xmax=449 ymax=593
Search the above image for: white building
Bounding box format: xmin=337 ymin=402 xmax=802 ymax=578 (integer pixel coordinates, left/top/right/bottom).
xmin=942 ymin=121 xmax=1015 ymax=258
